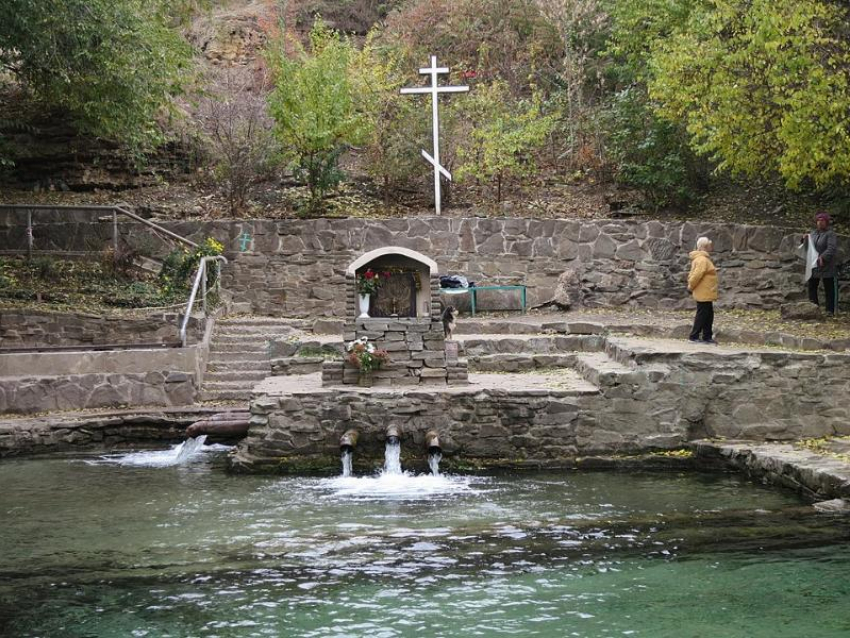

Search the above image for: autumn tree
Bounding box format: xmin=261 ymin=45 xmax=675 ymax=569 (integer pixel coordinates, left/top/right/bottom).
xmin=611 ymin=0 xmax=850 ymax=189
xmin=267 ymin=21 xmax=366 ymax=207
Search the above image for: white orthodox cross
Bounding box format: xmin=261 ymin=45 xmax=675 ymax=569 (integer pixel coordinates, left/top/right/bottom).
xmin=400 ymin=55 xmax=469 ymax=215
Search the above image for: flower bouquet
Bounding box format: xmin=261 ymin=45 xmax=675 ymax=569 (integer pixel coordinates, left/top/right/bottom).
xmin=357 ymin=269 xmax=390 ymax=296
xmin=345 ymin=337 xmax=389 ymax=374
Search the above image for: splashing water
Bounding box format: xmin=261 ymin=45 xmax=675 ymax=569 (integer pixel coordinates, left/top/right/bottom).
xmin=341 ymin=450 xmax=353 ymax=478
xmin=383 ymin=441 xmax=402 ymax=475
xmin=428 ymin=452 xmax=442 ymax=476
xmin=86 ymin=436 xmax=220 ymax=468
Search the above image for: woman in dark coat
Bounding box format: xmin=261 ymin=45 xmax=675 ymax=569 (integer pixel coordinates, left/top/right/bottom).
xmin=805 ymin=212 xmax=838 ymax=314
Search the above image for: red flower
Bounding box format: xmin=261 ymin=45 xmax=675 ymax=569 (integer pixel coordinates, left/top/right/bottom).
xmin=383 ymin=271 xmax=392 ymax=278
xmin=365 ymin=270 xmax=374 ymax=280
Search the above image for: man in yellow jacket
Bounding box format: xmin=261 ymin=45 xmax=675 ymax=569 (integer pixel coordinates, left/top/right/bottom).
xmin=687 ymin=236 xmax=718 ymax=344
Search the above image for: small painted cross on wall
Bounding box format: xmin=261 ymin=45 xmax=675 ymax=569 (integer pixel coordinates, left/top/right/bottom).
xmin=237 ymin=231 xmax=253 ymax=252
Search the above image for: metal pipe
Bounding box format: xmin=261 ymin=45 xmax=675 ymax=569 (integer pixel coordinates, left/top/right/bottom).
xmin=385 ymin=424 xmax=401 ymax=445
xmin=424 ymin=430 xmax=441 ymax=455
xmin=339 ymin=429 xmax=359 ymax=453
xmin=114 ymin=204 xmax=198 ymax=248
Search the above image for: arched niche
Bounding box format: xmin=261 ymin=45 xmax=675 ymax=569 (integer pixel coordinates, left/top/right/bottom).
xmin=346 ymin=247 xmax=438 ymax=318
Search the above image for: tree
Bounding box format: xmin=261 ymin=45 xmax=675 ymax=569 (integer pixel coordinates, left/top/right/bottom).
xmin=0 ymin=0 xmax=192 ymax=157
xmin=455 ymin=81 xmax=556 ymax=202
xmin=349 ymin=33 xmax=426 ymax=205
xmin=267 ymin=20 xmax=366 ymax=207
xmin=196 ymin=68 xmax=278 ymax=215
xmin=611 ymin=0 xmax=850 ymax=189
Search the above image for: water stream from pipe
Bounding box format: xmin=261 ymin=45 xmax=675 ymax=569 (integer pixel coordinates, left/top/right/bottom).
xmin=428 ymin=452 xmax=442 ymax=476
xmin=383 ymin=440 xmax=402 ymax=475
xmin=341 ymin=450 xmax=353 ymax=478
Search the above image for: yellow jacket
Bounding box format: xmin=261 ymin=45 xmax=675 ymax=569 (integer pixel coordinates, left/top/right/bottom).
xmin=688 ymin=250 xmax=718 ymax=302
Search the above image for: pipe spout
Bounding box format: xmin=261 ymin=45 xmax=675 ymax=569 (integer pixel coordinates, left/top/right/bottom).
xmin=339 ymin=429 xmax=359 ymax=453
xmin=425 ymin=430 xmax=441 ymax=455
xmin=385 ymin=424 xmax=402 ymax=445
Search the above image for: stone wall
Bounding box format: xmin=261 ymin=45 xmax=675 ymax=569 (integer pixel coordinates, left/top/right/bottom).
xmin=0 ymin=309 xmax=202 ymax=348
xmin=1 ymin=208 xmax=845 ymax=316
xmin=324 ymin=317 xmax=467 ymax=387
xmin=232 ymin=337 xmax=850 ymax=473
xmin=0 ymin=370 xmax=197 ymax=415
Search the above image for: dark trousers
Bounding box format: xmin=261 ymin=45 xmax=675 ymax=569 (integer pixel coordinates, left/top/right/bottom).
xmin=689 ymin=301 xmax=714 ymax=341
xmin=808 ymin=277 xmax=836 ymax=314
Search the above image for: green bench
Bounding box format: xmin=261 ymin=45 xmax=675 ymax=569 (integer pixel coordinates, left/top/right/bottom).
xmin=440 ymin=285 xmax=527 ymax=316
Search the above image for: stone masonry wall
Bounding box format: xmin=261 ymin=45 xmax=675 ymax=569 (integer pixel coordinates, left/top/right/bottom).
xmin=233 ymin=338 xmax=850 ymax=472
xmin=0 ymin=370 xmax=197 ymax=415
xmin=0 ymin=309 xmax=203 ymax=348
xmin=2 ymin=208 xmax=845 ymax=316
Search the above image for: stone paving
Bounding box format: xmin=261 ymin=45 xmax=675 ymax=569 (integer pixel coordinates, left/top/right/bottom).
xmin=252 ymin=369 xmax=599 ymax=397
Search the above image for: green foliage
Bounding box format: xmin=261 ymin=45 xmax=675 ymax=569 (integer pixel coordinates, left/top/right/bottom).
xmin=158 ymin=238 xmax=224 ymax=298
xmin=455 ymin=82 xmax=556 ymax=201
xmin=609 ymin=0 xmax=850 ymax=190
xmin=0 ymin=0 xmax=192 ymax=156
xmin=349 ymin=32 xmax=425 ymax=203
xmin=267 ymin=20 xmax=366 ymax=208
xmin=602 ymin=87 xmax=704 ymax=209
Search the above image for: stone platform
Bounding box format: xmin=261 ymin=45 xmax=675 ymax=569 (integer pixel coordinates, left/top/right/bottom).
xmin=233 ymin=323 xmax=850 ymax=473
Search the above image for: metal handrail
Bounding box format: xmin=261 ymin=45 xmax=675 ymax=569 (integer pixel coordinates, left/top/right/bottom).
xmin=180 ymin=255 xmax=228 ymax=347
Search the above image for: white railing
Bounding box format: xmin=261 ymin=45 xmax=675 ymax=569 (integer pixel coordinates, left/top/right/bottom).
xmin=180 ymin=255 xmax=228 ymax=347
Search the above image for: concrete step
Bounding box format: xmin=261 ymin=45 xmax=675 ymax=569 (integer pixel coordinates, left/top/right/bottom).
xmin=454 ymin=320 xmax=608 ymax=336
xmin=200 ymin=389 xmax=252 ymax=402
xmin=207 ymin=351 xmax=270 ymax=364
xmin=203 ymin=380 xmax=262 ymax=391
xmin=573 ymin=353 xmax=634 ymax=387
xmin=206 ymin=359 xmax=271 ymax=372
xmin=218 ymin=317 xmax=309 ymax=328
xmin=215 ymin=325 xmax=300 ymax=337
xmin=204 ymin=371 xmax=269 ymax=383
xmin=466 ymin=353 xmax=578 ymax=373
xmin=211 ymin=334 xmax=284 ymax=345
xmin=208 ymin=342 xmax=268 ymax=353
xmin=458 ymin=334 xmax=604 ymax=356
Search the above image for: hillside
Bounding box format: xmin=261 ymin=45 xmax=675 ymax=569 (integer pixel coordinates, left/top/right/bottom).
xmin=0 ymin=0 xmax=847 ymax=233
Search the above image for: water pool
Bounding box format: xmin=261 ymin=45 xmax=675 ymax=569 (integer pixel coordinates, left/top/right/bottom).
xmin=1 ymin=448 xmax=849 ymax=637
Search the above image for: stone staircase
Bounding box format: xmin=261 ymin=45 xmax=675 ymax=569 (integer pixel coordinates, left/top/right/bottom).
xmin=201 ymin=317 xmax=299 ymax=402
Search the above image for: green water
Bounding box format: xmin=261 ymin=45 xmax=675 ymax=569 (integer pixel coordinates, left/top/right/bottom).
xmin=1 ymin=449 xmax=849 ymax=637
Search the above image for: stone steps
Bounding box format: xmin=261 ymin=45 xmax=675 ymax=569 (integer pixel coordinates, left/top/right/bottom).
xmin=573 ymin=353 xmax=634 ymax=387
xmin=204 ymin=370 xmax=268 ymax=383
xmin=466 ymin=353 xmax=578 ymax=373
xmin=454 ymin=320 xmax=608 ymax=335
xmin=458 ymin=334 xmax=604 ymax=356
xmin=199 ymin=388 xmax=252 ymax=402
xmin=208 ymin=351 xmax=270 ymax=364
xmin=209 ymin=342 xmax=269 ymax=354
xmin=212 ymin=333 xmax=293 ymax=344
xmin=202 ymin=317 xmax=297 ymax=403
xmin=206 ymin=359 xmax=270 ymax=372
xmin=218 ymin=317 xmax=309 ymax=329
